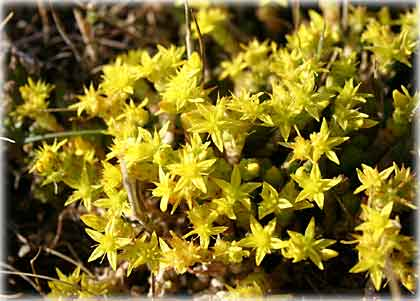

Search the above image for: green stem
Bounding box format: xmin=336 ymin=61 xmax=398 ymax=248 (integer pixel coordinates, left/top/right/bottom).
xmin=23 ymin=129 xmax=108 ymax=144
xmin=316 ymin=23 xmax=326 ymax=60
xmin=184 ymin=0 xmax=192 ymax=59
xmin=41 ymin=107 xmax=77 ymax=112
xmin=191 ymin=9 xmax=205 ymax=84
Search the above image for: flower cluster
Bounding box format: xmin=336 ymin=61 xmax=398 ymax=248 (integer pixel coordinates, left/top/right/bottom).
xmin=12 ymin=3 xmax=417 ymax=298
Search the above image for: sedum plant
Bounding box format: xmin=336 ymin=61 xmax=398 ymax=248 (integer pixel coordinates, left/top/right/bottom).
xmin=13 ymin=78 xmax=62 ymax=131
xmin=280 ymin=217 xmax=338 ymax=270
xmin=347 ymin=203 xmax=416 ymax=292
xmin=6 ymin=2 xmax=418 ymax=299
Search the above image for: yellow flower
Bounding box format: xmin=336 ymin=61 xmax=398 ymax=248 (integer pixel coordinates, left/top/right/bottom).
xmin=238 ymin=217 xmax=284 ymax=266
xmin=86 ymin=227 xmax=131 ymax=270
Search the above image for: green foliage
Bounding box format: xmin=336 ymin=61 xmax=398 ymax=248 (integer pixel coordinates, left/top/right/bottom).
xmin=65 ymin=163 xmax=99 ymax=211
xmin=187 ymin=99 xmax=231 ymax=152
xmin=47 ymin=266 xmax=82 ymax=298
xmin=238 ymin=217 xmax=283 ymax=266
xmin=220 ymin=39 xmax=273 ymax=91
xmin=361 ymin=12 xmax=417 ymax=74
xmin=138 ymin=45 xmax=185 ymax=90
xmin=168 ymin=135 xmax=216 ymax=199
xmin=29 ymin=139 xmax=67 ymax=185
xmin=160 ymin=52 xmax=206 ymax=114
xmin=280 ymin=217 xmax=338 ymax=270
xmin=101 ymin=58 xmax=142 ymax=102
xmin=354 ymin=163 xmax=395 ymax=196
xmin=258 ymin=181 xmax=312 ymax=219
xmin=86 ymin=225 xmax=131 ymax=270
xmin=123 ymin=232 xmax=161 ymax=276
xmin=14 ymin=78 xmax=61 ymax=131
xmin=286 ymin=10 xmax=340 ymax=60
xmin=330 ymin=79 xmax=377 ymax=133
xmin=348 ymin=203 xmax=416 ymax=292
xmin=291 ymin=163 xmax=342 ymax=209
xmin=159 ymin=231 xmax=203 ymax=274
xmin=212 ymin=165 xmax=261 ymax=219
xmin=388 ymin=86 xmax=419 ymax=136
xmin=193 ymin=7 xmax=237 ymax=54
xmin=10 ymin=3 xmax=418 ymax=298
xmin=213 ymin=238 xmax=250 ymax=264
xmin=223 ymin=280 xmax=264 ymax=300
xmin=152 ymin=167 xmax=177 ymax=212
xmin=184 ymin=203 xmax=228 ymax=248
xmin=354 ymin=163 xmax=416 ymax=211
xmin=47 ymin=266 xmax=115 ymax=298
xmin=309 ymin=118 xmax=349 ymax=164
xmin=69 ymin=83 xmax=103 ymax=118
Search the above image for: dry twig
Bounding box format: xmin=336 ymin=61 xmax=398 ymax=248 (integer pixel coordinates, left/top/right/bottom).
xmin=37 ymin=0 xmax=50 ymax=43
xmin=43 ymin=247 xmax=93 ymax=277
xmin=73 ymin=8 xmax=97 ymax=64
xmin=0 ymin=262 xmax=39 ymax=293
xmin=0 ymin=12 xmax=13 ymax=30
xmin=120 ymin=160 xmax=149 ymax=230
xmin=30 ymin=247 xmax=42 ymax=294
xmin=292 ymin=0 xmax=300 ymax=31
xmin=49 ymin=2 xmax=82 ymax=62
xmin=385 ymin=256 xmax=401 ymax=301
